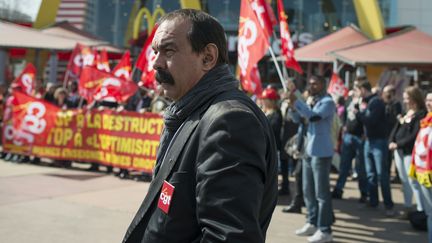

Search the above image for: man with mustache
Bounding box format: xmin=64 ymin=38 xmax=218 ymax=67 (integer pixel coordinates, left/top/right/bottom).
xmin=122 ymin=9 xmax=278 ymax=243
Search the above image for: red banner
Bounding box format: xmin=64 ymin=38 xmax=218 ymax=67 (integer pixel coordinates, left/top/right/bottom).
xmin=327 ymin=72 xmax=348 ymax=98
xmin=12 ymin=63 xmax=36 ymax=96
xmin=277 ymin=0 xmax=303 ymax=74
xmin=79 ymin=67 xmax=138 ymax=103
xmin=237 ymin=0 xmax=270 ymax=95
xmin=3 ymin=92 xmax=163 ymax=173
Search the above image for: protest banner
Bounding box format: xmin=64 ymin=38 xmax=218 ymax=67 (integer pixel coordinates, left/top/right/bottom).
xmin=3 ymin=91 xmax=163 ymax=173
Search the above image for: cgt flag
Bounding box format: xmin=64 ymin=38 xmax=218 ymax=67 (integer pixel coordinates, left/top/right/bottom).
xmin=79 ymin=67 xmax=138 ymax=104
xmin=250 ymin=0 xmax=277 ymax=37
xmin=277 ymin=0 xmax=303 ymax=74
xmin=112 ymin=50 xmax=132 ymax=80
xmin=7 ymin=91 xmax=59 ymax=149
xmin=136 ymin=25 xmax=158 ymax=90
xmin=241 ymin=64 xmax=263 ymax=95
xmin=135 ymin=25 xmax=158 ymax=71
xmin=327 ymin=72 xmax=348 ymax=98
xmin=410 ymin=113 xmax=432 ymax=187
xmin=237 ymin=0 xmax=271 ymax=95
xmin=66 ymin=43 xmax=95 ymax=79
xmin=11 ymin=63 xmax=36 ymax=96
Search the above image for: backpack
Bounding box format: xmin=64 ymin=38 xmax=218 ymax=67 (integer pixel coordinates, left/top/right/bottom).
xmin=408 ymin=211 xmax=427 ymax=231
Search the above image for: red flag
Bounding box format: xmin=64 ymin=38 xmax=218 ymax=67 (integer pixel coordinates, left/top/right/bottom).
xmin=136 ymin=26 xmax=158 ymax=90
xmin=135 ymin=25 xmax=158 ymax=71
xmin=7 ymin=91 xmax=59 ymax=148
xmin=241 ymin=64 xmax=263 ymax=95
xmin=136 ymin=26 xmax=158 ymax=89
xmin=250 ymin=0 xmax=277 ymax=37
xmin=66 ymin=43 xmax=95 ymax=78
xmin=139 ymin=68 xmax=157 ymax=90
xmin=96 ymin=48 xmax=110 ymax=72
xmin=277 ymin=0 xmax=303 ymax=74
xmin=12 ymin=63 xmax=36 ymax=96
xmin=410 ymin=113 xmax=432 ymax=187
xmin=237 ymin=0 xmax=270 ymax=95
xmin=327 ymin=72 xmax=348 ymax=98
xmin=112 ymin=50 xmax=132 ymax=80
xmin=80 ymin=67 xmax=138 ymax=104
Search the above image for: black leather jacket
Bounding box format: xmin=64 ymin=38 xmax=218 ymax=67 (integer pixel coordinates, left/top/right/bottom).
xmin=123 ymin=89 xmax=278 ymax=243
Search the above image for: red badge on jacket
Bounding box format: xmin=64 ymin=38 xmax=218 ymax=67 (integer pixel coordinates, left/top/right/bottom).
xmin=158 ymin=180 xmax=175 ymax=214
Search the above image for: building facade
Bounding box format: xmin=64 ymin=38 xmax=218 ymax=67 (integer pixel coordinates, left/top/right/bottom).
xmin=388 ymin=0 xmax=432 ymax=35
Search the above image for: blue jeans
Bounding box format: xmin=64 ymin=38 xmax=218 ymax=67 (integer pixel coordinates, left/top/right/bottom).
xmin=364 ymin=139 xmax=394 ymax=208
xmin=394 ymin=150 xmax=425 ymax=211
xmin=419 ymin=185 xmax=432 ymax=242
xmin=334 ymin=133 xmax=367 ymax=195
xmin=303 ymin=156 xmax=334 ymax=233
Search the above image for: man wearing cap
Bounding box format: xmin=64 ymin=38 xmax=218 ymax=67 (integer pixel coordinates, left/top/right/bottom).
xmin=260 ymin=87 xmax=286 ymax=194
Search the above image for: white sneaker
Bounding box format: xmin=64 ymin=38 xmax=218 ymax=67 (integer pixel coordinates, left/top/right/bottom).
xmin=295 ymin=223 xmax=317 ymax=236
xmin=307 ymin=230 xmax=333 ymax=243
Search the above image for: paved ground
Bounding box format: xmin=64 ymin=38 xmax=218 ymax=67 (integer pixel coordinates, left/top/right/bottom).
xmin=0 ymin=160 xmax=428 ymax=243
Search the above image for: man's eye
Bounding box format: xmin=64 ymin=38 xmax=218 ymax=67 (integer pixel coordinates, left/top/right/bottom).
xmin=165 ymin=49 xmax=174 ymax=56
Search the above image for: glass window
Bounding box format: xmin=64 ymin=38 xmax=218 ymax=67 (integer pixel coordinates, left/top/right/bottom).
xmin=377 ymin=0 xmax=391 ymax=26
xmin=0 ymin=0 xmax=42 ymax=22
xmin=206 ymin=0 xmax=240 ymax=32
xmin=145 ymin=0 xmax=181 ymax=13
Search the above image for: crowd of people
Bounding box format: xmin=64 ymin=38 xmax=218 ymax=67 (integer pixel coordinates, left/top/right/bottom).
xmin=258 ymin=76 xmax=432 ymax=242
xmin=2 ymin=71 xmax=431 ymax=242
xmin=1 ymin=8 xmax=430 ymax=243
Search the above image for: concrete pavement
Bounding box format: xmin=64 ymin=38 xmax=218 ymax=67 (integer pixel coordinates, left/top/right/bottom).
xmin=0 ymin=160 xmax=427 ymax=243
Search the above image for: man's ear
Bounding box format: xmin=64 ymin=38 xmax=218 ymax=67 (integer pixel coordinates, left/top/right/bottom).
xmin=201 ymin=43 xmax=218 ymax=71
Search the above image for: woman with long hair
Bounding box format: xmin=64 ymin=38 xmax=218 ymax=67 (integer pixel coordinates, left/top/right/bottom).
xmin=389 ymin=86 xmax=427 ymax=217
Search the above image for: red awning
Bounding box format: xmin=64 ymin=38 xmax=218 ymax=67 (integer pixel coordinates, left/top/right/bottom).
xmin=0 ymin=21 xmax=123 ymax=54
xmin=41 ymin=22 xmax=123 ymax=55
xmin=295 ymin=25 xmax=370 ymax=63
xmin=331 ymin=28 xmax=432 ymax=66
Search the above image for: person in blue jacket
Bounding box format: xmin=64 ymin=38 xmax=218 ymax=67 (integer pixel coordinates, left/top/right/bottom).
xmin=288 ymin=75 xmax=335 ymax=243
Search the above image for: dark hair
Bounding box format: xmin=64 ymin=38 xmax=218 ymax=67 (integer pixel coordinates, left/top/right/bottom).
xmin=309 ymin=75 xmax=326 ymax=85
xmin=337 ymin=96 xmax=345 ymax=105
xmin=157 ymin=9 xmax=228 ymax=65
xmin=358 ymin=81 xmax=372 ymax=91
xmin=405 ymin=86 xmax=426 ymax=111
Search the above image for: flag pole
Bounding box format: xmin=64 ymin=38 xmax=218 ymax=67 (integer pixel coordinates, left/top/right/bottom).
xmin=268 ymin=46 xmax=287 ymax=92
xmin=131 ymin=65 xmax=137 ymax=83
xmin=62 ymin=70 xmax=70 ymax=88
xmin=78 ymin=96 xmax=85 ymax=109
xmin=269 ymin=47 xmax=303 ymax=101
xmin=272 ymin=32 xmax=290 ymax=81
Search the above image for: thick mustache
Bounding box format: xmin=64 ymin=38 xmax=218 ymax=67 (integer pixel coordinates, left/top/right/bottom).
xmin=155 ymin=70 xmax=175 ymax=85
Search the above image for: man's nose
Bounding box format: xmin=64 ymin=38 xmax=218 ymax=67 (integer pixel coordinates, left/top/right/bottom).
xmin=152 ymin=52 xmax=164 ymax=70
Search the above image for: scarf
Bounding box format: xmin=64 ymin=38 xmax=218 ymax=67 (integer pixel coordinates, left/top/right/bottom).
xmin=153 ymin=64 xmax=238 ymax=175
xmin=410 ymin=112 xmax=432 ymax=187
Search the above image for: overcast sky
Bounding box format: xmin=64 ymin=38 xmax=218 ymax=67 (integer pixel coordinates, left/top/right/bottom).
xmin=0 ymin=0 xmax=42 ymax=21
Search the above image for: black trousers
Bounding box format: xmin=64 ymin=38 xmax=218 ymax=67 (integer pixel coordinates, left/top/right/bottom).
xmin=291 ymin=158 xmax=303 ymax=206
xmin=280 ymin=157 xmax=289 ymax=191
